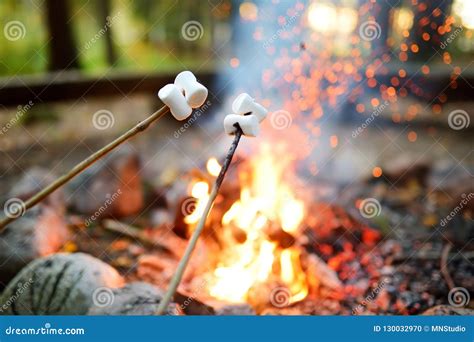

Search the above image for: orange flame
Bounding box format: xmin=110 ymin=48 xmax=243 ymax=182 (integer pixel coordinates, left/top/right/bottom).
xmin=185 ymin=145 xmax=309 ymax=306
xmin=184 ymin=181 xmax=209 ymax=225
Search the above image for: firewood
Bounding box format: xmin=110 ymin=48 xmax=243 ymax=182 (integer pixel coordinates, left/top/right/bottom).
xmin=102 ymin=219 xmax=173 ymax=254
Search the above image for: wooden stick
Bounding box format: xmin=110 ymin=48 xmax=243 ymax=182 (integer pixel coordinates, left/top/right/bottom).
xmin=102 ymin=219 xmax=173 ymax=254
xmin=440 ymin=243 xmax=455 ymax=290
xmin=156 ymin=126 xmax=243 ymax=315
xmin=0 ymin=106 xmax=169 ymax=231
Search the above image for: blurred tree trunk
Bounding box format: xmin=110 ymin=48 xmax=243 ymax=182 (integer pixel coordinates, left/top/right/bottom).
xmin=410 ymin=0 xmax=453 ymax=61
xmin=97 ymin=0 xmax=117 ymax=66
xmin=45 ymin=0 xmax=79 ymax=71
xmin=364 ymin=0 xmax=392 ymax=55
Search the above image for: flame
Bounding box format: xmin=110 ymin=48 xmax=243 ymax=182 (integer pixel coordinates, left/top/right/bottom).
xmin=207 ymin=157 xmax=221 ymax=177
xmin=280 ymin=249 xmax=308 ymax=303
xmin=185 ymin=145 xmax=309 ymax=306
xmin=184 ymin=181 xmax=209 ymax=225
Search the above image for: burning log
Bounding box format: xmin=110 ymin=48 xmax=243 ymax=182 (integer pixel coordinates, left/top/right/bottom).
xmin=265 ymin=226 xmax=296 ymax=249
xmin=304 ymin=254 xmax=343 ymax=292
xmin=231 ymin=225 xmax=248 ymax=244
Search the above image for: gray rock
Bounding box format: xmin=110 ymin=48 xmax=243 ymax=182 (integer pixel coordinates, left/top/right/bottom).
xmin=7 ymin=167 xmax=64 ymax=210
xmin=67 ymin=146 xmax=143 ymax=221
xmin=0 ymin=253 xmax=124 ymax=315
xmin=215 ymin=303 xmax=255 ymax=315
xmin=422 ymin=305 xmax=474 ymax=315
xmin=88 ymin=282 xmax=178 ymax=315
xmin=0 ymin=205 xmax=70 ymax=286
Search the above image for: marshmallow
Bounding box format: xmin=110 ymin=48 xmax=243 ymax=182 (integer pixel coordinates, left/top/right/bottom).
xmin=232 ymin=93 xmax=268 ymax=122
xmin=174 ymin=71 xmax=208 ymax=108
xmin=158 ymin=84 xmax=192 ymax=121
xmin=224 ymin=114 xmax=259 ymax=137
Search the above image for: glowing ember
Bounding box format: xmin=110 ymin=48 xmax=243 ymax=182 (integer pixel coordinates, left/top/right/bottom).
xmin=184 ymin=145 xmax=309 ymax=306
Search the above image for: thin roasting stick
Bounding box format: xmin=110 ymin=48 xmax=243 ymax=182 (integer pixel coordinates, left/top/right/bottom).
xmin=0 ymin=106 xmax=169 ymax=231
xmin=440 ymin=243 xmax=455 ymax=290
xmin=156 ymin=125 xmax=243 ymax=315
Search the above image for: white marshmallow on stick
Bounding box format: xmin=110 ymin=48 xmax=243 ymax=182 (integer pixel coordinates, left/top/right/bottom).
xmin=223 ymin=93 xmax=268 ymax=137
xmin=158 ymin=84 xmax=192 ymax=121
xmin=224 ymin=114 xmax=259 ymax=137
xmin=232 ymin=93 xmax=268 ymax=122
xmin=174 ymin=71 xmax=208 ymax=108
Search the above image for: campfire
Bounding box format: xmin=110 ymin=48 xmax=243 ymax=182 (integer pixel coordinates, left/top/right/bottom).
xmin=184 ymin=144 xmax=309 ymax=307
xmin=1 ymin=0 xmax=472 ymax=319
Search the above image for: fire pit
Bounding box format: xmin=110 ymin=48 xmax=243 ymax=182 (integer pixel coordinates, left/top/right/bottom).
xmin=0 ymin=0 xmax=472 ymax=319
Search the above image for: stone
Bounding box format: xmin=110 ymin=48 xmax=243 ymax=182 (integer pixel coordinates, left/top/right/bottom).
xmin=173 ymin=291 xmax=215 ymax=315
xmin=381 ymin=157 xmax=431 ymax=188
xmin=0 ymin=205 xmax=70 ymax=287
xmin=0 ymin=253 xmax=124 ymax=315
xmin=88 ymin=282 xmax=179 ymax=315
xmin=7 ymin=167 xmax=64 ymax=210
xmin=67 ymin=146 xmax=143 ymax=221
xmin=215 ymin=303 xmax=255 ymax=315
xmin=422 ymin=305 xmax=474 ymax=315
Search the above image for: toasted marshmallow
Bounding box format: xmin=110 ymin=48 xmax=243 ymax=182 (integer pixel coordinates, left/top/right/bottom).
xmin=224 ymin=114 xmax=259 ymax=137
xmin=232 ymin=93 xmax=268 ymax=122
xmin=174 ymin=71 xmax=208 ymax=108
xmin=158 ymin=84 xmax=192 ymax=121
